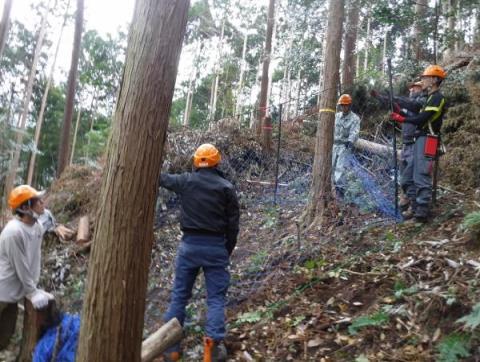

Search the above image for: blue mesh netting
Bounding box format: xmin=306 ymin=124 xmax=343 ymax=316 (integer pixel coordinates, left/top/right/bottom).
xmin=339 ymin=152 xmax=402 ymax=221
xmin=33 ymin=314 xmax=80 ymax=362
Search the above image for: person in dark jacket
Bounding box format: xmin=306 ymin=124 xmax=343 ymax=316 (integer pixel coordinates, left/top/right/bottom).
xmin=391 ymin=65 xmax=447 ymax=222
xmin=159 ymin=143 xmax=240 ymax=362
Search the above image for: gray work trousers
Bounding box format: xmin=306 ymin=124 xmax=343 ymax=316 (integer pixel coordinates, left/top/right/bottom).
xmin=0 ymin=301 xmax=18 ymax=350
xmin=400 ymin=143 xmax=416 ymax=203
xmin=413 ymin=136 xmax=434 ymax=217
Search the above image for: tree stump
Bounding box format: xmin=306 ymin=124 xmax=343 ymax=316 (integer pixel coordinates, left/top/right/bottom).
xmin=18 ymin=299 xmax=59 ymax=362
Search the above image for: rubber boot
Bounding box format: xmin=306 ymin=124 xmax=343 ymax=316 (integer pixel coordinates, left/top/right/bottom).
xmin=204 ymin=336 xmax=227 ymax=362
xmin=163 ymin=351 xmax=181 ymax=362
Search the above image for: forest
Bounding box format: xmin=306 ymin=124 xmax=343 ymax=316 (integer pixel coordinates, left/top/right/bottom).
xmin=0 ymin=0 xmax=480 ymax=361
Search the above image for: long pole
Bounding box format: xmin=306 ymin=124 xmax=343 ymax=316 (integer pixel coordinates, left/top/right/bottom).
xmin=274 ymin=103 xmax=283 ymax=205
xmin=387 ymin=58 xmax=398 ymax=220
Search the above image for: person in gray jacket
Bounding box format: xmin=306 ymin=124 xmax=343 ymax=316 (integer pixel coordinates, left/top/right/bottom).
xmin=332 ymin=94 xmax=361 ymax=189
xmin=0 ymin=185 xmax=54 ymax=350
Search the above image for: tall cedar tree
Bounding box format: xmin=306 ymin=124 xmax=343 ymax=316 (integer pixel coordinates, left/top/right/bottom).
xmin=304 ymin=0 xmax=344 ymax=226
xmin=342 ymin=0 xmax=359 ymax=92
xmin=57 ymin=0 xmax=83 ymax=176
xmin=0 ymin=0 xmax=13 ymax=63
xmin=76 ymin=1 xmax=190 ymax=361
xmin=257 ymin=0 xmax=275 ymax=149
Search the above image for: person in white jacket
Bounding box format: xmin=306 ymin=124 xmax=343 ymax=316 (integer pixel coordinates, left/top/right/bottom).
xmin=0 ymin=185 xmax=54 ymax=350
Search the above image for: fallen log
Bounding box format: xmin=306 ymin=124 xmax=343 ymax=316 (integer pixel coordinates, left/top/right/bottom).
xmin=354 ymin=138 xmax=401 ymax=159
xmin=141 ymin=318 xmax=183 ymax=362
xmin=76 ymin=216 xmax=89 ymax=243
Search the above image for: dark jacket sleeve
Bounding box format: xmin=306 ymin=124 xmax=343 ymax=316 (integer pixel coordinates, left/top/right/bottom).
xmin=393 ymin=96 xmax=423 ymax=113
xmin=159 ymin=173 xmax=188 ymax=193
xmin=225 ymin=187 xmax=240 ymax=255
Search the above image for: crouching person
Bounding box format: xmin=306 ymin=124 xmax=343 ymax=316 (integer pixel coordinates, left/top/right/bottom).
xmin=159 ymin=144 xmax=240 ymax=362
xmin=0 ymin=185 xmax=54 ymax=350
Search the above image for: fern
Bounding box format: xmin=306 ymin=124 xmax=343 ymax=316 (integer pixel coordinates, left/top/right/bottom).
xmin=348 ymin=311 xmax=389 ymax=335
xmin=462 ymin=211 xmax=480 ymax=233
xmin=436 ymin=333 xmax=471 ymax=362
xmin=457 ymin=302 xmax=480 ymax=330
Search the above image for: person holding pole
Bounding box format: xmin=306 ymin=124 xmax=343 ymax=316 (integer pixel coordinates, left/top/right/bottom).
xmin=390 ymin=65 xmax=447 ymax=222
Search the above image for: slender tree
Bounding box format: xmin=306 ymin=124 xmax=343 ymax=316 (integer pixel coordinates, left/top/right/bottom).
xmin=76 ymin=1 xmax=190 ymax=361
xmin=0 ymin=0 xmax=13 ymax=63
xmin=304 ymin=0 xmax=344 ymax=226
xmin=57 ymin=0 xmax=83 ymax=176
xmin=27 ymin=0 xmax=70 ymax=185
xmin=257 ymin=0 xmax=275 ymax=150
xmin=342 ymin=0 xmax=359 ymax=91
xmin=3 ymin=0 xmax=50 ymax=201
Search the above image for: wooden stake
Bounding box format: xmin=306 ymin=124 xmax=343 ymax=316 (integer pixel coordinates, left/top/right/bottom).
xmin=18 ymin=299 xmax=59 ymax=362
xmin=76 ymin=216 xmax=89 ymax=243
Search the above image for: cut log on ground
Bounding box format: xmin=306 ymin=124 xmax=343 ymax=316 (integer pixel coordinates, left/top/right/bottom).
xmin=141 ymin=318 xmax=183 ymax=362
xmin=354 ymin=138 xmax=401 ymax=159
xmin=18 ymin=299 xmax=59 ymax=362
xmin=76 ymin=216 xmax=89 ymax=243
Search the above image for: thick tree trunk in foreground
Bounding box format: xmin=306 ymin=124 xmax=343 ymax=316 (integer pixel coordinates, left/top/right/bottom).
xmin=305 ymin=0 xmax=344 ymax=227
xmin=257 ymin=0 xmax=275 ymax=142
xmin=76 ymin=1 xmax=190 ymax=361
xmin=57 ymin=0 xmax=83 ymax=176
xmin=342 ymin=0 xmax=359 ymax=91
xmin=0 ymin=0 xmax=13 ymax=64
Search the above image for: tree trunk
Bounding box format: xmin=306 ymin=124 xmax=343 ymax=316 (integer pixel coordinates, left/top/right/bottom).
xmin=454 ymin=0 xmax=464 ymax=52
xmin=69 ymin=108 xmax=81 ymax=165
xmin=3 ymin=0 xmax=50 ymax=201
xmin=207 ymin=18 xmax=225 ymax=125
xmin=235 ymin=32 xmax=248 ymax=121
xmin=256 ymin=0 xmax=275 ymax=142
xmin=414 ymin=0 xmax=428 ymax=61
xmin=27 ymin=0 xmax=70 ymax=185
xmin=382 ymin=30 xmax=388 ymax=74
xmin=317 ymin=32 xmax=326 ymax=105
xmin=475 ymin=8 xmax=480 ymax=43
xmin=363 ymin=13 xmax=370 ymax=72
xmin=342 ymin=0 xmax=359 ymax=92
xmin=443 ymin=0 xmax=456 ymax=58
xmin=294 ymin=68 xmax=302 ymax=116
xmin=76 ymin=1 xmax=189 ymax=361
xmin=57 ymin=0 xmax=84 ymax=176
xmin=304 ymin=0 xmax=344 ymax=227
xmin=0 ymin=0 xmax=13 ymax=64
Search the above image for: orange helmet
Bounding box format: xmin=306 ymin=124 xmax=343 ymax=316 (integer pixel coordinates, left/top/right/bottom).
xmin=421 ymin=65 xmax=446 ymax=79
xmin=193 ymin=144 xmax=221 ymax=168
xmin=337 ymin=94 xmax=352 ymax=105
xmin=8 ymin=185 xmax=43 ymax=210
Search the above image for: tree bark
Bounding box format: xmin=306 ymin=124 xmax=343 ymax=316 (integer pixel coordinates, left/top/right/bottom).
xmin=0 ymin=0 xmax=13 ymax=64
xmin=342 ymin=0 xmax=359 ymax=92
xmin=363 ymin=13 xmax=371 ymax=72
xmin=257 ymin=0 xmax=275 ymax=143
xmin=70 ymin=108 xmax=81 ymax=165
xmin=76 ymin=1 xmax=189 ymax=361
xmin=414 ymin=0 xmax=428 ymax=61
xmin=235 ymin=32 xmax=248 ymax=121
xmin=305 ymin=0 xmax=344 ymax=227
xmin=207 ymin=17 xmax=226 ymax=125
xmin=57 ymin=0 xmax=84 ymax=176
xmin=27 ymin=0 xmax=70 ymax=184
xmin=3 ymin=0 xmax=50 ymax=201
